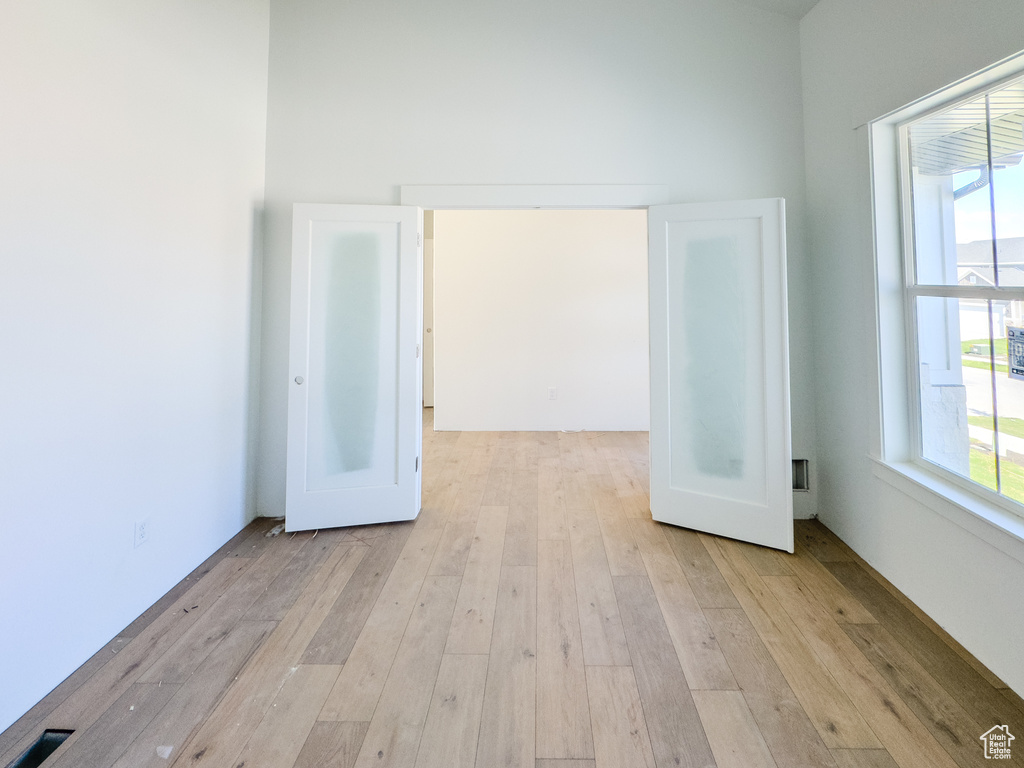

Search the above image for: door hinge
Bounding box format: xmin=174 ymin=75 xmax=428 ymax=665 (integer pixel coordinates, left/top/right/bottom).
xmin=417 ymin=232 xmax=422 ymax=247
xmin=416 ymin=344 xmax=421 ymax=358
xmin=415 ymin=456 xmax=420 ymax=472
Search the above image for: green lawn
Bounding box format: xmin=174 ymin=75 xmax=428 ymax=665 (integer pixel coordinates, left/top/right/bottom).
xmin=967 ymin=414 xmax=1024 ymax=439
xmin=961 ymin=337 xmax=1008 ymax=356
xmin=969 ymin=445 xmax=1024 ymax=503
xmin=962 ymin=357 xmax=1009 ymax=373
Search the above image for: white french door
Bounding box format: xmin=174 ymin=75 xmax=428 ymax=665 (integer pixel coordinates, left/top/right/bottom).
xmin=284 ymin=195 xmax=791 ymax=548
xmin=285 ymin=204 xmax=423 ymax=532
xmin=648 ymin=199 xmax=793 ymax=552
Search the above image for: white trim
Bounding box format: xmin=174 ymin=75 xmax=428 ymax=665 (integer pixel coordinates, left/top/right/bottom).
xmin=399 ymin=184 xmax=670 ymax=209
xmin=908 ymin=285 xmax=1024 ymax=300
xmin=872 ymin=459 xmax=1024 ymax=565
xmin=870 ymin=117 xmax=913 ymax=461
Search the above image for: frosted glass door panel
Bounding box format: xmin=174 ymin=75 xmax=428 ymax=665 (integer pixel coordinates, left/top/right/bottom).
xmin=306 ymin=222 xmax=399 ymax=492
xmin=667 ymin=218 xmax=767 ymax=506
xmin=287 ymin=204 xmax=423 ymax=533
xmin=649 ymin=200 xmax=792 ymax=552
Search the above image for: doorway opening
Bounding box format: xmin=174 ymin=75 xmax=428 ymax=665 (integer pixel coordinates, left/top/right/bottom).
xmin=424 ymin=208 xmax=650 ymax=433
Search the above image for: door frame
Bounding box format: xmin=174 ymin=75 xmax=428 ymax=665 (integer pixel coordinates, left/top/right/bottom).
xmin=401 ymin=185 xmax=682 ymax=439
xmin=401 ymin=185 xmax=670 ymax=211
xmin=401 ymin=183 xmax=669 ymax=429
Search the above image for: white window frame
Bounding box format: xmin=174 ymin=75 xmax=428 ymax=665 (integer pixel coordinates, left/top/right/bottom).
xmin=871 ymin=52 xmax=1024 ymax=561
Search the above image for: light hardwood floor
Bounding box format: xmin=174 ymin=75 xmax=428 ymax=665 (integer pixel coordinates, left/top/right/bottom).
xmin=3 ymin=410 xmax=1023 ymax=768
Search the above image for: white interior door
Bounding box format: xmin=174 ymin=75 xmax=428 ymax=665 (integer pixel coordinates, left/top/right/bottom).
xmin=286 ymin=203 xmax=423 ymax=532
xmin=648 ymin=199 xmax=793 ymax=552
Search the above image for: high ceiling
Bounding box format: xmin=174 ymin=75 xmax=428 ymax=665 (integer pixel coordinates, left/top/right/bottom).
xmin=731 ymin=0 xmax=821 ymax=20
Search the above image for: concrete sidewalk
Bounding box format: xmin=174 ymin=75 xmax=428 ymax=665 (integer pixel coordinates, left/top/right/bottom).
xmin=968 ymin=423 xmax=1024 ymax=458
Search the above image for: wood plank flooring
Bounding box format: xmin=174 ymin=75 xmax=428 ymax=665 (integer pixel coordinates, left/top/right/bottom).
xmin=3 ymin=411 xmax=1023 ymax=768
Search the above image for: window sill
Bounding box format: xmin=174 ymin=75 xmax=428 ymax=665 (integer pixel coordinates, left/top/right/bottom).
xmin=872 ymin=459 xmax=1024 ymax=565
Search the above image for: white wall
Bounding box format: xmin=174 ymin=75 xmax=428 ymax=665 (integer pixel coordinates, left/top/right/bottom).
xmin=433 ymin=210 xmax=649 ymax=431
xmin=801 ymin=0 xmax=1024 ymax=693
xmin=260 ymin=0 xmax=817 ymax=517
xmin=0 ymin=2 xmax=269 ymax=732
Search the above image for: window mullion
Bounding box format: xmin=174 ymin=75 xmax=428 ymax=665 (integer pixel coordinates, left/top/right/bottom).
xmin=908 ymin=285 xmax=1024 ymax=301
xmin=986 ymin=298 xmax=1003 ymax=493
xmin=986 ymin=94 xmax=1000 ymax=286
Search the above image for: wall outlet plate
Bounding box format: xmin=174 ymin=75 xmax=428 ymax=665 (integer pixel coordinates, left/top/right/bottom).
xmin=134 ymin=518 xmax=150 ymax=548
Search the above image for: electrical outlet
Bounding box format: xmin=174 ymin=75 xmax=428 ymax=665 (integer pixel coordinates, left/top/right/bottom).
xmin=548 ymin=387 xmax=557 ymax=400
xmin=134 ymin=518 xmax=150 ymax=548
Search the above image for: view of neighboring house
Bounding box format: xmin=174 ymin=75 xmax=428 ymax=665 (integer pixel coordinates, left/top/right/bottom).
xmin=958 ymin=237 xmax=1024 ymax=341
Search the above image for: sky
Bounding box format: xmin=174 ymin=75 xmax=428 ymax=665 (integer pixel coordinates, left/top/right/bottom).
xmin=954 ymin=160 xmax=1024 ymax=245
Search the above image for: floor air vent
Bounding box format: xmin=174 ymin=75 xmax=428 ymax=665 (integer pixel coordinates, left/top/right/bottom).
xmin=5 ymin=730 xmax=73 ymax=768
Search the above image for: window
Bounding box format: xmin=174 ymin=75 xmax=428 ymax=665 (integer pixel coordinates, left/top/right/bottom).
xmin=897 ymin=72 xmax=1024 ymax=510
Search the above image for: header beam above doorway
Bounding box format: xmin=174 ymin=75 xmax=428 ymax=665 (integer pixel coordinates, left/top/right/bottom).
xmin=399 ymin=185 xmax=670 ymax=210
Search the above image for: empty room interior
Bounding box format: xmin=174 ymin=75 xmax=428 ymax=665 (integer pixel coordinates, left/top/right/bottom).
xmin=3 ymin=1 xmax=1024 ymax=767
